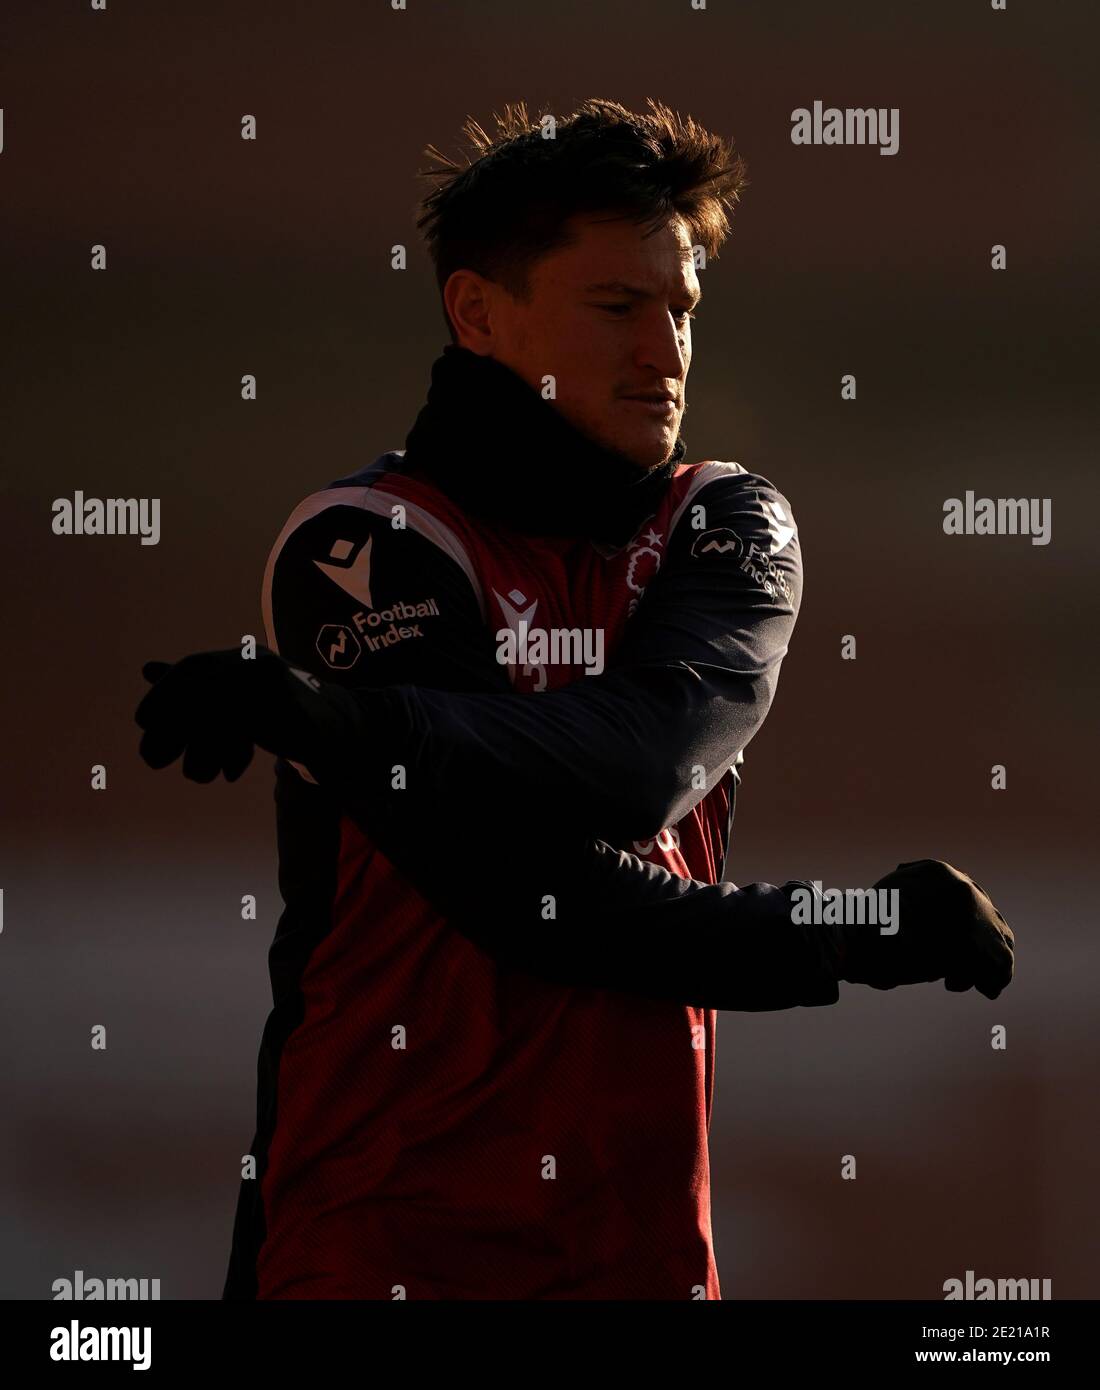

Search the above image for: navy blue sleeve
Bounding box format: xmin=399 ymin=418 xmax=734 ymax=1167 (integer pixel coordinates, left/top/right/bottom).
xmin=280 ymin=470 xmax=802 ymax=843
xmin=263 ymin=477 xmax=838 ymax=1011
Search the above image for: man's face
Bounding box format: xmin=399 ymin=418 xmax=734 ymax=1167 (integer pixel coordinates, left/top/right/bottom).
xmin=454 ymin=213 xmax=701 ymax=471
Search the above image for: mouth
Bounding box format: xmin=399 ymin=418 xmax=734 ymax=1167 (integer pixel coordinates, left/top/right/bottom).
xmin=620 ymin=392 xmax=679 ymax=417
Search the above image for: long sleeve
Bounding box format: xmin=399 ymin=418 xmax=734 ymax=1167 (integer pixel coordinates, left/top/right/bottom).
xmin=261 ymin=473 xmax=837 ymax=1010
xmin=272 ymin=468 xmax=802 ymax=843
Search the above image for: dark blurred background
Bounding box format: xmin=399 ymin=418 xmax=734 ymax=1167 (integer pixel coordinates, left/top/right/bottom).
xmin=1 ymin=0 xmax=1097 ymax=1299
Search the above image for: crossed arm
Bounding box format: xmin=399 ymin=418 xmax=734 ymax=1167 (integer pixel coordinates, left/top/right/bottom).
xmin=137 ymin=468 xmax=1015 ymax=1003
xmin=250 ymin=469 xmax=843 ymax=1010
xmin=269 ymin=469 xmax=801 ymax=835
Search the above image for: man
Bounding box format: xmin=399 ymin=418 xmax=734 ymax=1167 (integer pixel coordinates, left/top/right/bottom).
xmin=135 ymin=98 xmax=1014 ymax=1300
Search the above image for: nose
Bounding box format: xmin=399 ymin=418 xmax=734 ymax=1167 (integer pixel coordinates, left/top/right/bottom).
xmin=633 ymin=306 xmax=689 ymax=384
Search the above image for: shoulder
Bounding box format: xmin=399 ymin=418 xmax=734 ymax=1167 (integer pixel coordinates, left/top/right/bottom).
xmin=264 ymin=453 xmax=485 ymax=606
xmin=666 ymin=459 xmax=799 ymax=561
xmin=261 ymin=454 xmax=489 ymax=651
xmin=266 ymin=451 xmax=447 ymax=558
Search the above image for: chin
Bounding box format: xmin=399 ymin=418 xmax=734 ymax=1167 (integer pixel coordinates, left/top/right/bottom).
xmin=618 ymin=431 xmax=677 ymax=471
xmin=579 ymin=413 xmax=673 ymax=471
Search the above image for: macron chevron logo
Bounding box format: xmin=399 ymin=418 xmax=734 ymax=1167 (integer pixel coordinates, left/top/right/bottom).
xmin=492 ymin=586 xmax=539 ymax=635
xmin=766 ymin=502 xmax=795 ymax=555
xmin=315 ymin=535 xmax=373 ymax=607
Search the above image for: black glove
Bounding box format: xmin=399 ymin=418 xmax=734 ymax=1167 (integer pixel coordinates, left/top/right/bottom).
xmin=135 ymin=646 xmax=341 ymax=783
xmin=835 ymin=859 xmax=1014 ymax=1000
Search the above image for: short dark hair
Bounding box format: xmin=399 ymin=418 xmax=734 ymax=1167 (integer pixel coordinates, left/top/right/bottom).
xmin=416 ymin=97 xmax=748 ymax=340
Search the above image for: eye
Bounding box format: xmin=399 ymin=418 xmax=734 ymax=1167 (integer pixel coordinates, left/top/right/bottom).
xmin=595 ymin=303 xmax=631 ymax=316
xmin=672 ymin=308 xmax=697 ymax=325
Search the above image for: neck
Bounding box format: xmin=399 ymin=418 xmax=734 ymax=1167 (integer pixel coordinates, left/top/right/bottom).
xmin=403 ymin=345 xmax=686 ymax=547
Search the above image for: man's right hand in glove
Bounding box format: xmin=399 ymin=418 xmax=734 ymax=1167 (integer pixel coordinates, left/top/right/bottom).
xmin=832 ymin=860 xmax=1014 ymax=1000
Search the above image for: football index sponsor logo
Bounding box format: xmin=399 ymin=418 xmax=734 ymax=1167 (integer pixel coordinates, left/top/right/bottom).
xmin=693 ymin=501 xmax=795 ymax=604
xmin=316 ymin=623 xmax=361 ymax=670
xmin=314 ymin=535 xmax=441 ymax=667
xmin=692 ymin=528 xmax=743 ymax=559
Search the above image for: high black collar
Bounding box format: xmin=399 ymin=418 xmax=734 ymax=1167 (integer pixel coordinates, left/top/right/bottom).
xmin=402 ymin=344 xmax=686 ymax=548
